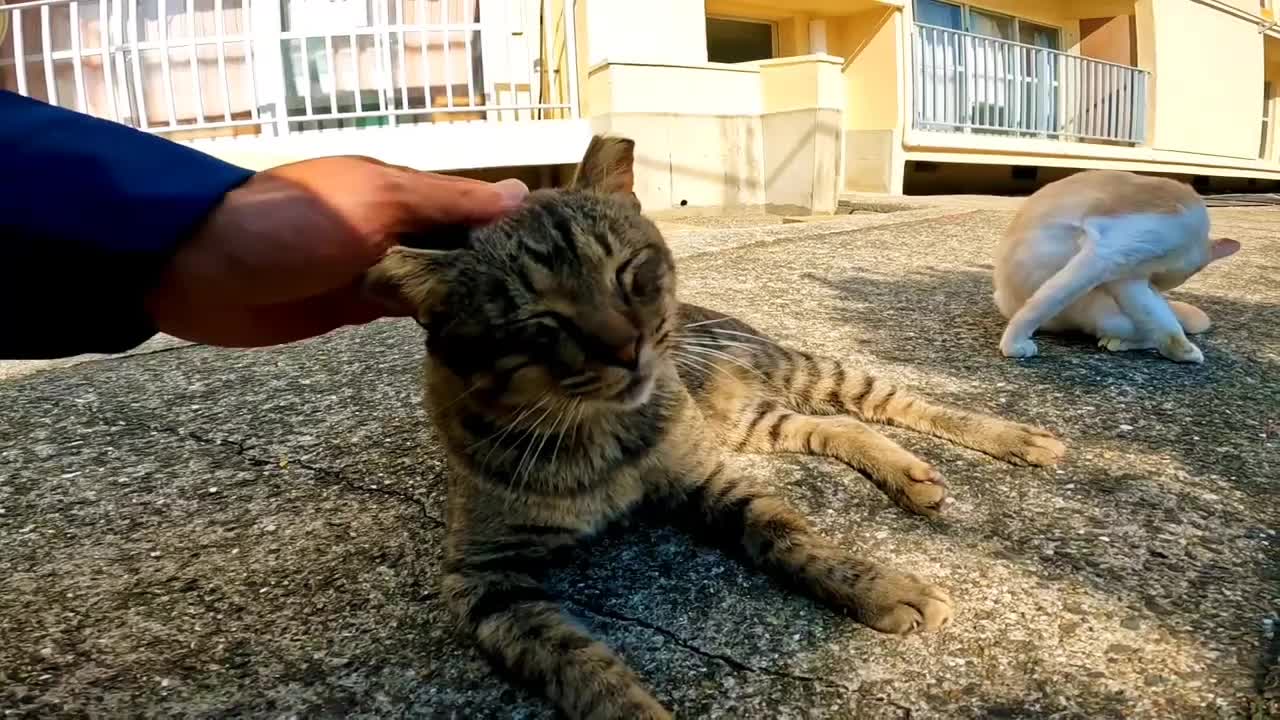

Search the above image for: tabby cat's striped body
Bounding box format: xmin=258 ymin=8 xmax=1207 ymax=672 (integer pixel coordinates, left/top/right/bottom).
xmin=367 ymin=136 xmax=1066 ymax=719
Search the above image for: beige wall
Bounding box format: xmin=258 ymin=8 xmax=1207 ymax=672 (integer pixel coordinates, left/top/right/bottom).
xmin=583 ymin=0 xmax=707 ymax=65
xmin=828 ymin=6 xmax=903 ymax=192
xmin=586 ymin=62 xmax=765 ymax=210
xmin=758 ymin=56 xmax=844 ymax=213
xmin=1149 ymin=0 xmax=1264 ymax=158
xmin=833 ymin=7 xmax=898 ymax=132
xmin=586 ymin=55 xmax=845 ymax=212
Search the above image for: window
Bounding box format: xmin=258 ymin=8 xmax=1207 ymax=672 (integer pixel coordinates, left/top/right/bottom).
xmin=706 ymin=17 xmax=777 ymax=64
xmin=916 ymin=0 xmax=963 ymax=29
xmin=914 ymin=1 xmax=1062 ymax=49
xmin=968 ymin=8 xmax=1014 ymax=41
xmin=1019 ymin=20 xmax=1061 ymax=50
xmin=1262 ymin=81 xmax=1273 ymax=159
xmin=913 ymin=1 xmax=1065 ymax=135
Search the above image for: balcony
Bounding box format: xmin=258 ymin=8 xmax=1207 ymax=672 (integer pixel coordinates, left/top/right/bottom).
xmin=0 ymin=0 xmax=582 ymax=166
xmin=910 ymin=23 xmax=1149 ymax=145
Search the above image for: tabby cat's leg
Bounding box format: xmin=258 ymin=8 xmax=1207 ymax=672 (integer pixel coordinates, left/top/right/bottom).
xmin=732 ymin=401 xmax=949 ymax=516
xmin=442 ymin=541 xmax=670 ymax=720
xmin=836 ymin=373 xmax=1065 ymax=467
xmin=680 ymin=466 xmax=953 ymax=633
xmin=734 ymin=346 xmax=1066 ymax=467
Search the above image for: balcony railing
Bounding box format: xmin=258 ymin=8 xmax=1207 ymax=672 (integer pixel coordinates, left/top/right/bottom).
xmin=0 ymin=0 xmax=579 ymax=140
xmin=911 ymin=23 xmax=1148 ymax=145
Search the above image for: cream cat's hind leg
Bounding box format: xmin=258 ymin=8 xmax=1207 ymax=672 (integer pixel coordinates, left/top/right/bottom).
xmin=1169 ymin=300 xmax=1212 ymax=334
xmin=1103 ymin=279 xmax=1204 ymax=363
xmin=999 ymin=248 xmax=1111 ymax=358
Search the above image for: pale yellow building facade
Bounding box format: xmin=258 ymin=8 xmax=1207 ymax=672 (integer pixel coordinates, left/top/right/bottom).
xmin=5 ymin=0 xmax=1279 ymax=209
xmin=577 ymin=0 xmax=1280 ymax=209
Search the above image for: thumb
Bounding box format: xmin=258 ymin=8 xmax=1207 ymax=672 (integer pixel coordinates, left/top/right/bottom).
xmin=394 ymin=173 xmax=529 ymax=230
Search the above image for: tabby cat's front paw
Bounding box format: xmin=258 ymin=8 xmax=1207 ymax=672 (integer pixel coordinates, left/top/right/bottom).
xmin=887 ymin=461 xmax=951 ymax=518
xmin=854 ymin=567 xmax=954 ymax=634
xmin=987 ymin=423 xmax=1066 ymax=467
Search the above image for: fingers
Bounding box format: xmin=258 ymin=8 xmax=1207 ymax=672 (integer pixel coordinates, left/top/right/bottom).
xmin=393 ymin=172 xmax=529 ymax=229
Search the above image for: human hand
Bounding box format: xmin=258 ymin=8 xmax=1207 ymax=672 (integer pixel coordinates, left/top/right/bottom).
xmin=144 ymin=156 xmax=528 ymax=347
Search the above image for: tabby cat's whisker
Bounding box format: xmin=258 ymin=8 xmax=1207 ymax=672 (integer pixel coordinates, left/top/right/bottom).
xmin=510 ymin=398 xmax=563 ymax=486
xmin=437 ymin=381 xmax=484 ymax=412
xmin=679 ymin=330 xmax=762 ymax=347
xmin=700 ymin=327 xmax=782 ymax=347
xmin=546 ymin=398 xmax=579 ymax=473
xmin=677 ymin=335 xmax=761 ymax=354
xmin=472 ymin=394 xmax=550 ymax=465
xmin=566 ymin=400 xmax=587 ymax=447
xmin=680 ymin=346 xmax=768 ymax=379
xmin=671 ymin=352 xmax=738 ymax=382
xmin=681 ymin=317 xmax=735 ymax=329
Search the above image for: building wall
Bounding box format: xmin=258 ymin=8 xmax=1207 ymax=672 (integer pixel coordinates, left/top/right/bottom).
xmin=829 ymin=7 xmax=903 ymax=192
xmin=1149 ymin=0 xmax=1264 ymax=159
xmin=583 ymin=0 xmax=707 ymax=65
xmin=585 ymin=61 xmax=766 ymax=210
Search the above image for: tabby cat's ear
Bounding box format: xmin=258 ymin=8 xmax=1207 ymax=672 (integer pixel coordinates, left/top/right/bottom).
xmin=570 ymin=135 xmax=638 ymax=204
xmin=363 ymin=246 xmax=458 ymax=323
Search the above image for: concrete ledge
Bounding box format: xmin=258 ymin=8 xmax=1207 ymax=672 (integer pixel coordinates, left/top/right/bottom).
xmin=187 ymin=119 xmax=594 ymax=173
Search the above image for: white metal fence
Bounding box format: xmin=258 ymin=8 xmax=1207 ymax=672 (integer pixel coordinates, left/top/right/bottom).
xmin=0 ymin=0 xmax=579 ymax=139
xmin=911 ymin=23 xmax=1148 ymax=145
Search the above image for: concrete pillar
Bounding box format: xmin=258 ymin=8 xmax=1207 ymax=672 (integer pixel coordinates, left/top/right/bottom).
xmin=809 ymin=20 xmax=828 ymax=55
xmin=758 ymin=55 xmax=845 ymax=214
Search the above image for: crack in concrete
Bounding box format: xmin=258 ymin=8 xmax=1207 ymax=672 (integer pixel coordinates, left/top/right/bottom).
xmin=571 ymin=601 xmax=854 ymax=692
xmin=131 ymin=420 xmax=446 ymax=529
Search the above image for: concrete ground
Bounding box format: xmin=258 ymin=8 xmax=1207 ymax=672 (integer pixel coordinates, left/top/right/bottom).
xmin=2 ymin=198 xmax=1277 ymax=719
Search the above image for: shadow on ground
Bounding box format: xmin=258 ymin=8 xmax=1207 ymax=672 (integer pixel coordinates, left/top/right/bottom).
xmin=1 ymin=209 xmax=1276 ymax=719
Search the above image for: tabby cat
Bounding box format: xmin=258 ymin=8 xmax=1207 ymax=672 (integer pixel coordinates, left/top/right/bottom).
xmin=366 ymin=136 xmax=1067 ymax=719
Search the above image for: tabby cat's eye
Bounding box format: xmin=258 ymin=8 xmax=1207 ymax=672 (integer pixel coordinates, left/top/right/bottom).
xmin=617 ymin=252 xmax=661 ymax=303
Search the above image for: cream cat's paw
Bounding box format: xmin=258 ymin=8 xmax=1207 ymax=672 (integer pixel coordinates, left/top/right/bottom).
xmin=853 ymin=568 xmax=954 ymax=635
xmin=1000 ymin=336 xmax=1039 ymax=358
xmin=1157 ymin=334 xmax=1204 ymax=364
xmin=1098 ymin=336 xmax=1153 ymax=353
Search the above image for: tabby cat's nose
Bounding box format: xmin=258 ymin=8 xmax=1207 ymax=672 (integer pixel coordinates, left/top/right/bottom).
xmin=612 ymin=335 xmax=641 ymax=370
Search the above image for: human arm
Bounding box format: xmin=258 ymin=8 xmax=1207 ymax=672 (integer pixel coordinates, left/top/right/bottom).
xmin=0 ymin=90 xmax=255 ymax=359
xmin=0 ymin=92 xmax=528 ymax=358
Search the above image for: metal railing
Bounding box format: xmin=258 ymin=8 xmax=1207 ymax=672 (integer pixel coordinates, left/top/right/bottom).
xmin=911 ymin=23 xmax=1148 ymax=144
xmin=0 ymin=0 xmax=579 ymax=140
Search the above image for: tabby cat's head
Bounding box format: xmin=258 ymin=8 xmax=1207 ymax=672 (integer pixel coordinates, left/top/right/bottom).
xmin=367 ymin=136 xmax=677 ymax=411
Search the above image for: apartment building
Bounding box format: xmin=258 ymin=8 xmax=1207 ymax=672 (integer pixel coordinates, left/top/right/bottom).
xmin=4 ymin=0 xmax=1280 ymax=212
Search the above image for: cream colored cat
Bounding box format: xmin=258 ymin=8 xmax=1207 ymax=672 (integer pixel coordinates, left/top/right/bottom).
xmin=993 ymin=170 xmax=1240 ymax=363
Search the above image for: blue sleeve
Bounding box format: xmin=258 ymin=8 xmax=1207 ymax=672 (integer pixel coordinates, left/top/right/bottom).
xmin=0 ymin=91 xmax=256 ymax=359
